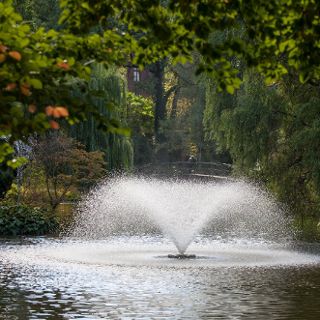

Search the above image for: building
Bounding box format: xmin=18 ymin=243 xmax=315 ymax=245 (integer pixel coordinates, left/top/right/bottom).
xmin=126 ymin=65 xmax=153 ymax=97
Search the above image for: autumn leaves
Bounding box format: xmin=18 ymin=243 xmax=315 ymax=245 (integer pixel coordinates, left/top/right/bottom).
xmin=1 ymin=42 xmax=70 ymax=130
xmin=44 ymin=62 xmax=70 ymax=128
xmin=45 ymin=106 xmax=69 ymax=129
xmin=5 ymin=82 xmax=31 ymax=96
xmin=1 ymin=45 xmax=32 ymax=100
xmin=0 ymin=44 xmax=21 ymax=62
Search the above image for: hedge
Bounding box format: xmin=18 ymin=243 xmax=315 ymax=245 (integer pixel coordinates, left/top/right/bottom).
xmin=0 ymin=205 xmax=58 ymax=236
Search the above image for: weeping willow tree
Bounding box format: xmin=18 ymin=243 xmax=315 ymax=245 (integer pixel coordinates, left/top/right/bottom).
xmin=204 ymin=69 xmax=320 ymax=233
xmin=70 ymin=64 xmax=133 ymax=171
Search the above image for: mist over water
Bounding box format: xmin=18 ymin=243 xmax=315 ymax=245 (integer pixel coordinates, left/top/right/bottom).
xmin=69 ymin=177 xmax=291 ymax=254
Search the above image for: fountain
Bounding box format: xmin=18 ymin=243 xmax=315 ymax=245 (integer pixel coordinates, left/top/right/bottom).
xmin=69 ymin=176 xmax=292 ymax=260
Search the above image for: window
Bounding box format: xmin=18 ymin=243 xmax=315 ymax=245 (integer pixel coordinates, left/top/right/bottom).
xmin=133 ymin=68 xmax=140 ymax=82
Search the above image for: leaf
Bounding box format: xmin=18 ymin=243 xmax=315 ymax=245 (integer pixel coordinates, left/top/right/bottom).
xmin=7 ymin=156 xmax=28 ymax=169
xmin=5 ymin=83 xmax=17 ymax=91
xmin=49 ymin=120 xmax=60 ymax=129
xmin=8 ymin=51 xmax=22 ymax=61
xmin=19 ymin=38 xmax=30 ymax=48
xmin=29 ymin=78 xmax=43 ymax=89
xmin=55 ymin=106 xmax=69 ymax=117
xmin=28 ymin=104 xmax=37 ymax=113
xmin=0 ymin=142 xmax=14 ymax=163
xmin=20 ymin=84 xmax=31 ymax=96
xmin=226 ymin=85 xmax=235 ymax=94
xmin=0 ymin=44 xmax=8 ymax=53
xmin=114 ymin=127 xmax=131 ymax=136
xmin=57 ymin=61 xmax=70 ymax=70
xmin=45 ymin=106 xmax=54 ymax=116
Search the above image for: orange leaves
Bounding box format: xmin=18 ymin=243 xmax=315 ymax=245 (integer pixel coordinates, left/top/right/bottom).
xmin=5 ymin=83 xmax=17 ymax=91
xmin=20 ymin=83 xmax=31 ymax=96
xmin=49 ymin=120 xmax=60 ymax=130
xmin=28 ymin=104 xmax=37 ymax=113
xmin=0 ymin=54 xmax=5 ymax=63
xmin=0 ymin=44 xmax=8 ymax=53
xmin=8 ymin=51 xmax=22 ymax=61
xmin=56 ymin=61 xmax=70 ymax=70
xmin=46 ymin=105 xmax=69 ymax=119
xmin=46 ymin=106 xmax=69 ymax=130
xmin=45 ymin=106 xmax=54 ymax=116
xmin=4 ymin=83 xmax=32 ymax=96
xmin=0 ymin=45 xmax=21 ymax=63
xmin=46 ymin=106 xmax=69 ymax=117
xmin=4 ymin=83 xmax=31 ymax=96
xmin=55 ymin=106 xmax=69 ymax=117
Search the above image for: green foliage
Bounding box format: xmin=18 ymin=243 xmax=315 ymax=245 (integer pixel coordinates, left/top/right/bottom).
xmin=33 ymin=133 xmax=106 ymax=209
xmin=204 ymin=69 xmax=320 ymax=219
xmin=205 ymin=72 xmax=284 ymax=168
xmin=60 ymin=0 xmax=320 ymax=89
xmin=158 ymin=117 xmax=191 ymax=161
xmin=293 ymin=215 xmax=320 ymax=241
xmin=0 ymin=139 xmax=27 ymax=170
xmin=127 ymin=92 xmax=154 ymax=164
xmin=107 ymin=134 xmax=133 ymax=170
xmin=0 ymin=204 xmax=58 ymax=236
xmin=0 ymin=0 xmax=125 ymax=166
xmin=70 ymin=64 xmax=133 ymax=170
xmin=2 ymin=0 xmax=320 ymax=171
xmin=2 ymin=0 xmax=320 ymax=231
xmin=153 ymin=60 xmax=230 ymax=163
xmin=127 ymin=92 xmax=154 ymax=120
xmin=0 ymin=163 xmax=15 ymax=199
xmin=14 ymin=0 xmax=60 ymax=30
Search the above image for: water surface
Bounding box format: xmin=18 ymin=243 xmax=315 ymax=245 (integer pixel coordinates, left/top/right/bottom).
xmin=1 ymin=236 xmax=320 ymax=319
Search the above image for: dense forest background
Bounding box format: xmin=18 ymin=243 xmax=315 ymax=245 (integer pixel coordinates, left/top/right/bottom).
xmin=0 ymin=0 xmax=319 ymax=238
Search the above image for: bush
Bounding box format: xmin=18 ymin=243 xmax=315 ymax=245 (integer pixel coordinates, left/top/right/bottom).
xmin=292 ymin=215 xmax=320 ymax=241
xmin=0 ymin=205 xmax=58 ymax=236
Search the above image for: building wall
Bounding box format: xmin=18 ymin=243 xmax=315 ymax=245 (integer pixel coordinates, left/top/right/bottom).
xmin=127 ymin=67 xmax=153 ymax=97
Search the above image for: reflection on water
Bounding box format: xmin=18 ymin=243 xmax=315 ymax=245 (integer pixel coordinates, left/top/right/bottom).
xmin=1 ymin=237 xmax=320 ymax=320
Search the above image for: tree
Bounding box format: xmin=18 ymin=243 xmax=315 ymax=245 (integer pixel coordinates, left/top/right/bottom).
xmin=126 ymin=92 xmax=154 ymax=165
xmin=70 ymin=64 xmax=133 ymax=171
xmin=0 ymin=163 xmax=15 ymax=199
xmin=60 ymin=0 xmax=320 ymax=88
xmin=153 ymin=59 xmax=231 ymax=163
xmin=14 ymin=0 xmax=60 ymax=30
xmin=2 ymin=0 xmax=320 ymax=168
xmin=33 ymin=133 xmax=106 ymax=210
xmin=0 ymin=0 xmax=126 ymax=167
xmin=203 ymin=69 xmax=320 ymax=224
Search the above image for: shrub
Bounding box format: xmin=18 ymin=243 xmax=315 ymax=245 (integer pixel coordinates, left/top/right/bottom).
xmin=0 ymin=205 xmax=58 ymax=236
xmin=293 ymin=216 xmax=320 ymax=242
xmin=33 ymin=134 xmax=106 ymax=210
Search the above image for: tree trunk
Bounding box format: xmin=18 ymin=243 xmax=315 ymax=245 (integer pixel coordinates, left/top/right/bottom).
xmin=153 ymin=60 xmax=166 ymax=142
xmin=170 ymin=86 xmax=179 ymax=118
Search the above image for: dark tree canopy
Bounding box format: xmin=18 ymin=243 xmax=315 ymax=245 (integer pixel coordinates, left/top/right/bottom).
xmin=1 ymin=0 xmax=320 ymax=166
xmin=60 ymin=0 xmax=320 ymax=88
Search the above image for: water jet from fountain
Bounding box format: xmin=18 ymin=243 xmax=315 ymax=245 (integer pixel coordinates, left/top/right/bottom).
xmin=69 ymin=177 xmax=291 ymax=256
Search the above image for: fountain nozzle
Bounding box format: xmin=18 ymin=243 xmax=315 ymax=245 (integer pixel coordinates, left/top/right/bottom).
xmin=168 ymin=254 xmax=196 ymax=259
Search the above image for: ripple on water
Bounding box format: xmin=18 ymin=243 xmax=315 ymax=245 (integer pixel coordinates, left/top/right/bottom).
xmin=1 ymin=237 xmax=320 ymax=320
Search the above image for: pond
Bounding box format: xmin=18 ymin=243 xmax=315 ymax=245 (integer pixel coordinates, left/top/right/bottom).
xmin=1 ymin=236 xmax=320 ymax=320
